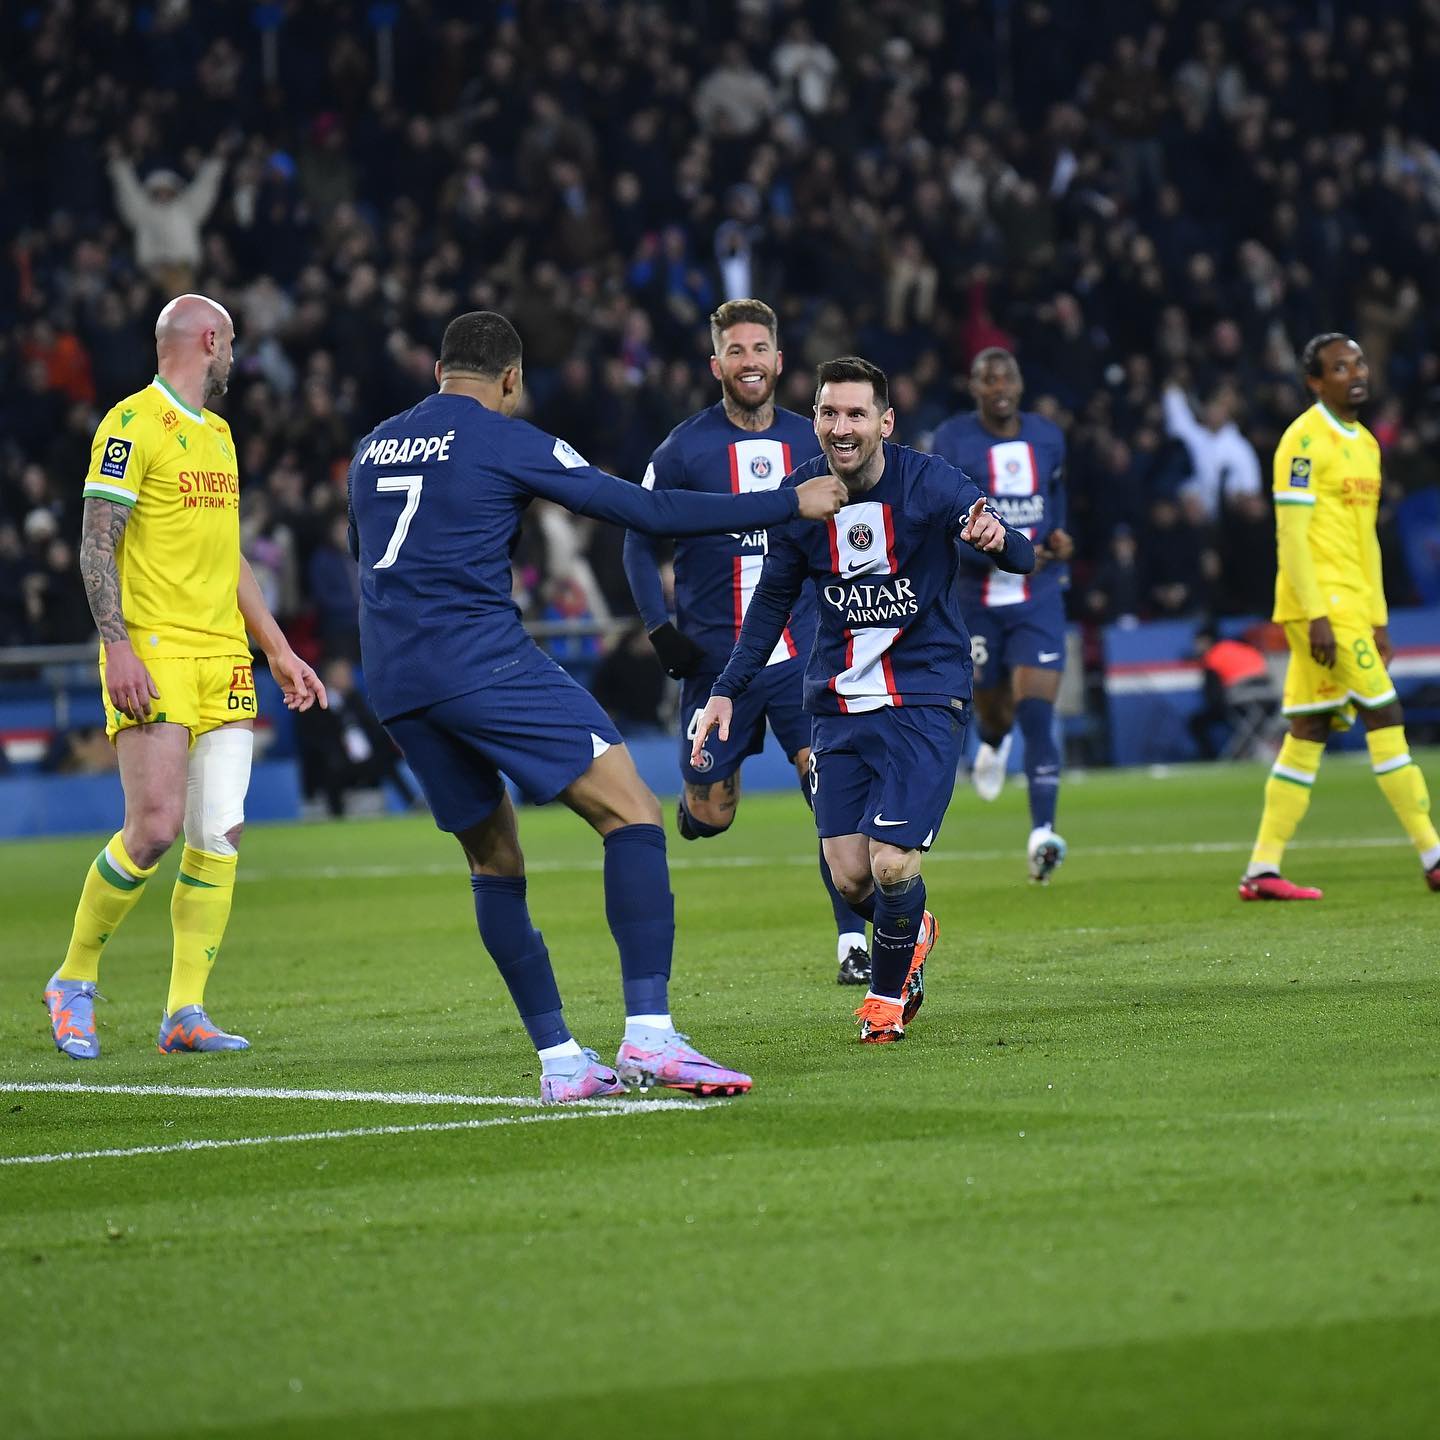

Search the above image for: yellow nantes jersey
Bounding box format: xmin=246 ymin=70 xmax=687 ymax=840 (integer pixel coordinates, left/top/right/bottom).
xmin=1271 ymin=402 xmax=1385 ymax=626
xmin=82 ymin=375 xmax=246 ymax=658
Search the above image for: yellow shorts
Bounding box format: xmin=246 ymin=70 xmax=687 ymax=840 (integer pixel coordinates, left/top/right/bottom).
xmin=1280 ymin=619 xmax=1397 ymax=716
xmin=101 ymin=653 xmax=257 ymax=742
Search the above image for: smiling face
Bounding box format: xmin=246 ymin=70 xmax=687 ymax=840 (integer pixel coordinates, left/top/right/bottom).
xmin=814 ymin=379 xmax=894 ymax=483
xmin=1309 ymin=337 xmax=1370 ymax=415
xmin=711 ymin=321 xmax=781 ymax=413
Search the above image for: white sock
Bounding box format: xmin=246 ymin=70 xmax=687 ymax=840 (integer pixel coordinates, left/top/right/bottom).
xmin=1244 ymin=861 xmax=1279 ymax=879
xmin=624 ymin=1013 xmax=674 ymax=1043
xmin=537 ymin=1038 xmax=583 ymax=1073
xmin=1421 ymin=843 xmax=1440 ymax=870
xmin=837 ymin=930 xmax=867 ymax=964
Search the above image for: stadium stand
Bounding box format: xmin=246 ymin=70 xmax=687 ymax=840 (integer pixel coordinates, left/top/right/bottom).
xmin=3 ymin=0 xmax=1440 ymax=786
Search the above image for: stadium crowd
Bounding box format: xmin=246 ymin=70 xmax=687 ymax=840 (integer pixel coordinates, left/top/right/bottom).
xmin=3 ymin=0 xmax=1440 ymax=678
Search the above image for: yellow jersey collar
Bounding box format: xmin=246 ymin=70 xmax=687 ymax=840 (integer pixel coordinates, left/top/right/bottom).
xmin=1315 ymin=401 xmax=1358 ymax=438
xmin=150 ymin=374 xmax=205 ymax=423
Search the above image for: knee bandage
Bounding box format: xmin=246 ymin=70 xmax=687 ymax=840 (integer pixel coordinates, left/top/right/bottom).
xmin=185 ymin=727 xmax=254 ymax=856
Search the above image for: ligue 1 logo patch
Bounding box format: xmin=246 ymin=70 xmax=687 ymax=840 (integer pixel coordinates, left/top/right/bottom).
xmin=847 ymin=522 xmax=874 ymax=551
xmin=1289 ymin=456 xmax=1311 ymax=488
xmin=99 ymin=436 xmax=132 ymax=480
xmin=750 ymin=455 xmax=772 ymax=479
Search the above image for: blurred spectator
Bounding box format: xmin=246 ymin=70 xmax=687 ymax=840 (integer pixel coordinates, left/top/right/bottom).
xmin=0 ymin=2 xmax=1437 ymax=670
xmin=22 ymin=538 xmax=92 ymax=644
xmin=296 ymin=658 xmax=419 ymax=818
xmin=1162 ymin=381 xmax=1263 ymax=522
xmin=108 ymin=140 xmax=228 ymax=294
xmin=591 ymin=622 xmax=670 ymax=729
xmin=307 ymin=511 xmax=360 ymax=661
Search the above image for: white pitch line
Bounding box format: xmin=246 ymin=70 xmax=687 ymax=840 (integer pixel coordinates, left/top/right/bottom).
xmin=241 ymin=833 xmax=1410 ymax=882
xmin=0 ymin=1106 xmax=655 ymax=1168
xmin=0 ymin=1080 xmax=713 ymax=1113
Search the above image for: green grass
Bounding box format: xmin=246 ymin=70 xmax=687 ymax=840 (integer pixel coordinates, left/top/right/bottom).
xmin=3 ymin=754 xmax=1439 ymax=1439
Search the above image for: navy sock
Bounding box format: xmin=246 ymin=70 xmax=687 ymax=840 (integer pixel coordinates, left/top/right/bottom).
xmin=979 ymin=722 xmax=1009 ymax=749
xmin=820 ymin=843 xmax=870 ymax=937
xmin=603 ymin=824 xmax=673 ymax=1015
xmin=1016 ymin=697 xmax=1061 ymax=830
xmin=871 ymin=873 xmax=926 ymax=1000
xmin=470 ymin=875 xmax=569 ymax=1051
xmin=677 ymin=795 xmax=729 ymax=840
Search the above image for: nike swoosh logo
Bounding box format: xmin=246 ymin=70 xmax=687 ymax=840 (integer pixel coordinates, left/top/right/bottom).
xmin=1038 ymin=652 xmax=1061 ymax=663
xmin=873 ymin=816 xmax=908 ymax=827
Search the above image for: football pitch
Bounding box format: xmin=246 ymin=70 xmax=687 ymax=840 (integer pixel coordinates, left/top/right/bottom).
xmin=3 ymin=755 xmax=1438 ymax=1439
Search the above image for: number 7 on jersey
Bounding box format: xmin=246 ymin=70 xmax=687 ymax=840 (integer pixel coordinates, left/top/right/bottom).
xmin=372 ymin=475 xmax=424 ymax=569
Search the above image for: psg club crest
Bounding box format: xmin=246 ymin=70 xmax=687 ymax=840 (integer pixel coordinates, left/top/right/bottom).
xmin=847 ymin=522 xmax=874 ymax=551
xmin=1006 ymin=459 xmax=1021 ymax=475
xmin=750 ymin=456 xmax=772 ymax=479
xmin=693 ymin=748 xmax=714 ymax=773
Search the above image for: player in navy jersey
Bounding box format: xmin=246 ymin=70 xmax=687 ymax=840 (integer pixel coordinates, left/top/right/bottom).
xmin=690 ymin=357 xmax=1034 ymax=1044
xmin=931 ymin=349 xmax=1074 ymax=883
xmin=347 ymin=312 xmax=847 ymax=1099
xmin=623 ymin=299 xmax=873 ymax=987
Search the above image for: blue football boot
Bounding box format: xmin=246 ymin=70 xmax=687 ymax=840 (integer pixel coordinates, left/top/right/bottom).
xmin=44 ymin=972 xmax=100 ymax=1059
xmin=157 ymin=1005 xmax=250 ymax=1053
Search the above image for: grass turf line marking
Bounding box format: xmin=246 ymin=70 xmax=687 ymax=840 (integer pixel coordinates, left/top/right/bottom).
xmin=0 ymin=1106 xmax=702 ymax=1168
xmin=0 ymin=1082 xmax=711 ymax=1111
xmin=0 ymin=1080 xmax=711 ymax=1113
xmin=243 ymin=833 xmax=1411 ymax=882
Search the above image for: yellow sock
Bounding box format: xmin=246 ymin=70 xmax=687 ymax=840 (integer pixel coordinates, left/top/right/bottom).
xmin=59 ymin=834 xmax=158 ymax=982
xmin=167 ymin=846 xmax=238 ymax=1013
xmin=1366 ymin=726 xmax=1440 ymax=862
xmin=1249 ymin=735 xmax=1325 ymax=873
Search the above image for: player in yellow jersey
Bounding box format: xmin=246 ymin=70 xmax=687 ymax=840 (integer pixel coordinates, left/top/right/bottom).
xmin=1239 ymin=333 xmax=1440 ymax=900
xmin=43 ymin=294 xmax=326 ymax=1058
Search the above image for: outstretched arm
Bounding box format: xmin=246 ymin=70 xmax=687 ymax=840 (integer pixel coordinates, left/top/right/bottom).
xmin=956 ymin=493 xmax=1035 ymax=573
xmin=508 ymin=431 xmax=845 ymax=535
xmin=711 ymin=535 xmax=808 ymax=702
xmin=691 ymin=537 xmax=808 ymax=766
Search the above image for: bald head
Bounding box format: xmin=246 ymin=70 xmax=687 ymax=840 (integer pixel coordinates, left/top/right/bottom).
xmin=155 ymin=294 xmax=235 ymax=404
xmin=155 ymin=293 xmax=233 ymax=349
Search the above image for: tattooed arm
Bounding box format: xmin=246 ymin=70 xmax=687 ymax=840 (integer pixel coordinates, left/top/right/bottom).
xmin=80 ymin=496 xmax=157 ymax=720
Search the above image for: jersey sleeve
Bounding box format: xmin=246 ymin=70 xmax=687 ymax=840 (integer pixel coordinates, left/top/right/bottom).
xmin=711 ymin=524 xmax=809 ymax=700
xmin=1272 ymin=427 xmax=1318 ymax=511
xmin=623 ymin=438 xmax=685 ymax=631
xmin=1366 ymin=442 xmax=1388 ymax=626
xmin=1272 ymin=425 xmax=1324 ymax=618
xmin=940 ymin=460 xmax=1035 ymax=574
xmin=82 ymin=404 xmax=149 ymax=508
xmin=503 ymin=422 xmax=800 ymax=536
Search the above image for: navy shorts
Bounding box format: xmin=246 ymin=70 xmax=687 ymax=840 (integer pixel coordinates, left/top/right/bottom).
xmin=809 ymin=704 xmax=968 ymax=852
xmin=384 ymin=658 xmax=623 ymax=833
xmin=680 ymin=659 xmax=811 ymax=786
xmin=963 ymin=593 xmax=1066 ymax=690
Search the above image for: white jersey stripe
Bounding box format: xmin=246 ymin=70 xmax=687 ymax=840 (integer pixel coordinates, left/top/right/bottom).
xmin=983 ymin=441 xmax=1035 ymax=607
xmin=730 ymin=437 xmax=794 ymax=666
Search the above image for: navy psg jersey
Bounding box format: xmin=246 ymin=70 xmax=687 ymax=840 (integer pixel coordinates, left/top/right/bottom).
xmin=712 ymin=442 xmax=1034 ymax=715
xmin=348 ymin=393 xmax=803 ymax=722
xmin=930 ymin=411 xmax=1067 ymax=607
xmin=628 ymin=403 xmax=822 ymax=672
